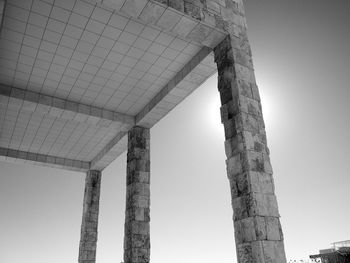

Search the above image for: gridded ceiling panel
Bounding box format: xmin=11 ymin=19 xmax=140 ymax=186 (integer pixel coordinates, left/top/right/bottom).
xmin=0 ymin=0 xmax=220 ymax=171
xmin=0 ymin=0 xmax=203 ymax=115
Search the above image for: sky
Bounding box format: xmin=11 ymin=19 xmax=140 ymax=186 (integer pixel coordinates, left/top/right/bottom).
xmin=1 ymin=0 xmax=350 ymax=262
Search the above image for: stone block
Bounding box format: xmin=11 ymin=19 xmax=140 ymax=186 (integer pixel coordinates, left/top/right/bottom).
xmin=128 ymin=127 xmax=150 ymax=150
xmin=266 ymin=217 xmax=282 ymax=241
xmin=214 ymin=36 xmax=234 ymax=64
xmin=131 ymin=234 xmax=150 ymax=249
xmin=263 ymin=153 xmax=273 ymax=174
xmin=235 ymin=63 xmax=256 ymax=83
xmin=242 ymin=151 xmax=265 ymax=173
xmin=184 ymin=1 xmax=201 ymax=20
xmin=168 ymin=0 xmax=184 ymax=12
xmin=220 ymin=100 xmax=238 ymax=123
xmin=130 ymin=221 xmax=150 ymax=235
xmin=82 ymin=250 xmax=96 ymax=261
xmin=236 ymin=242 xmax=256 ymax=263
xmin=127 ymin=171 xmax=150 ymax=185
xmin=127 ymin=183 xmax=150 ymax=197
xmin=127 ymin=148 xmax=150 ymax=161
xmin=235 ymin=215 xmax=283 ymax=243
xmin=234 ymin=217 xmax=256 ymax=243
xmin=238 ymin=95 xmax=262 ymax=117
xmin=242 ymin=131 xmax=267 ymax=153
xmin=235 ymin=112 xmax=261 ymax=134
xmin=256 ymin=193 xmax=279 ymax=218
xmin=211 ymin=13 xmax=224 ymax=31
xmin=217 ymin=71 xmax=236 ymax=104
xmin=262 ymin=240 xmax=287 ymax=263
xmin=226 ymin=153 xmax=243 ymax=177
xmin=228 ymin=172 xmax=250 ymax=198
xmin=231 ymin=47 xmax=253 ymax=69
xmin=131 ymin=248 xmax=150 ymax=263
xmin=131 ymin=195 xmax=150 ymax=208
xmin=80 ymin=231 xmax=97 ymax=242
xmin=237 ymin=240 xmax=286 ymax=263
xmin=221 ymin=6 xmax=246 ymax=28
xmin=224 ymin=134 xmax=244 ymax=158
xmin=80 ymin=241 xmax=97 ymax=251
xmin=126 ymin=207 xmax=150 ymax=222
xmin=207 ymin=1 xmax=220 ymax=14
xmin=232 ymin=193 xmax=279 ymax=220
xmin=251 ymin=83 xmax=261 ymax=102
xmin=81 ymin=221 xmax=98 ymax=232
xmin=202 ymin=9 xmax=216 ymax=27
xmin=223 ymin=119 xmax=237 ymax=139
xmin=254 ymin=216 xmax=267 ymax=240
xmin=249 ymin=172 xmax=275 ymax=195
xmin=231 ymin=194 xmax=251 ymax=220
xmin=127 ymin=159 xmax=150 ymax=172
xmin=235 ymin=79 xmax=253 ymax=99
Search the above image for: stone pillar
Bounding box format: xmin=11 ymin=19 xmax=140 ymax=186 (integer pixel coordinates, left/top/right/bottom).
xmin=78 ymin=170 xmax=101 ymax=263
xmin=213 ymin=1 xmax=287 ymax=263
xmin=124 ymin=126 xmax=151 ymax=263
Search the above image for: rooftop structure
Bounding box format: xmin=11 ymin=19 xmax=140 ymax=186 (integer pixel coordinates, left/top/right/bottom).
xmin=310 ymin=240 xmax=350 ymax=263
xmin=0 ymin=0 xmax=287 ymax=263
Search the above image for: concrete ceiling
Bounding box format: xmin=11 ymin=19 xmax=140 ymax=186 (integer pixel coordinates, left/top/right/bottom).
xmin=0 ymin=0 xmax=226 ymax=171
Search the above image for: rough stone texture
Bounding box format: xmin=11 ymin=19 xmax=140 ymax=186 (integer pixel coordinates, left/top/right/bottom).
xmin=79 ymin=170 xmax=102 ymax=263
xmin=100 ymin=0 xmax=227 ymax=48
xmin=149 ymin=0 xmax=246 ymax=33
xmin=124 ymin=126 xmax=151 ymax=263
xmin=213 ymin=1 xmax=287 ymax=262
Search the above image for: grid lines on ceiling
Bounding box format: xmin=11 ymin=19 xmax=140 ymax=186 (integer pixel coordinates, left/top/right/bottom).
xmin=0 ymin=0 xmax=206 ymax=116
xmin=0 ymin=94 xmax=123 ymax=161
xmin=0 ymin=0 xmax=219 ymax=169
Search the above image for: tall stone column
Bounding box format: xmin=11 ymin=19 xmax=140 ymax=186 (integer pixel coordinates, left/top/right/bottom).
xmin=78 ymin=170 xmax=101 ymax=263
xmin=213 ymin=1 xmax=287 ymax=263
xmin=124 ymin=126 xmax=151 ymax=263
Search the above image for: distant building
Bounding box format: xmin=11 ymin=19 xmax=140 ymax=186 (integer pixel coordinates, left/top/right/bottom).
xmin=310 ymin=240 xmax=350 ymax=263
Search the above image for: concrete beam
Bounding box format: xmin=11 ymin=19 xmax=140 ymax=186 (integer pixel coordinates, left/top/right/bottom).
xmin=100 ymin=0 xmax=227 ymax=48
xmin=136 ymin=46 xmax=212 ymax=127
xmin=0 ymin=147 xmax=90 ymax=172
xmin=0 ymin=84 xmax=135 ymax=127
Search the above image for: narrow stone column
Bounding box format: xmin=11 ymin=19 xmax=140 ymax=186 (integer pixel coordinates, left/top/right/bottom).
xmin=124 ymin=126 xmax=151 ymax=263
xmin=213 ymin=2 xmax=287 ymax=262
xmin=78 ymin=170 xmax=101 ymax=263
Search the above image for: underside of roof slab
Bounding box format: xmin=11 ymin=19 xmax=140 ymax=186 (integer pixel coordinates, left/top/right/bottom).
xmin=0 ymin=0 xmax=230 ymax=171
